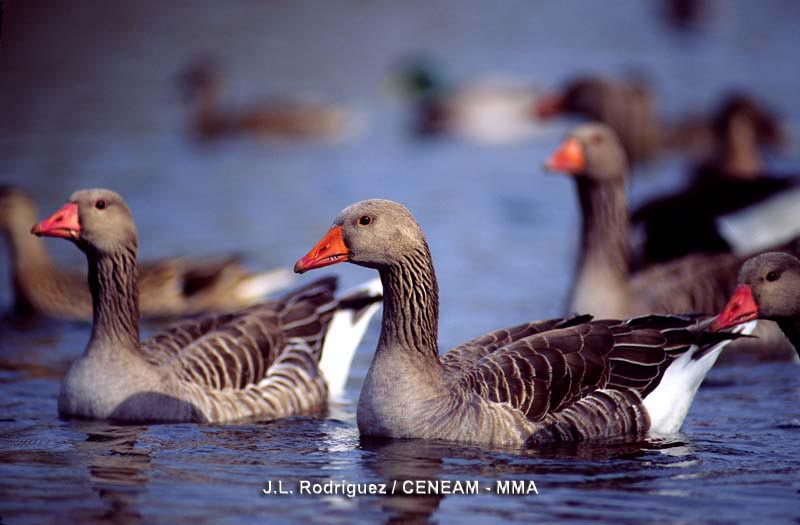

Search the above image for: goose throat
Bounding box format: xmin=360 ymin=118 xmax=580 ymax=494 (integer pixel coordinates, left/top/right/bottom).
xmin=378 ymin=244 xmax=439 ymax=359
xmin=87 ymin=246 xmax=140 ymax=348
xmin=576 ymin=176 xmax=629 ymax=275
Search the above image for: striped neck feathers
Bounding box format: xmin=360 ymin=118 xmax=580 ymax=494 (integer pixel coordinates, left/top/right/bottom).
xmin=575 ymin=174 xmax=630 ymax=285
xmin=378 ymin=240 xmax=440 ymax=361
xmin=86 ymin=245 xmax=141 ymax=351
xmin=569 ymin=174 xmax=631 ymax=317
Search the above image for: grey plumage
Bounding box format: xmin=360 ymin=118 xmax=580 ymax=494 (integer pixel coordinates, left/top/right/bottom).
xmin=1 ymin=185 xmax=292 ymax=321
xmin=35 ymin=189 xmax=378 ymax=423
xmin=550 ymin=124 xmax=800 ymax=320
xmin=295 ymin=199 xmax=744 ymax=447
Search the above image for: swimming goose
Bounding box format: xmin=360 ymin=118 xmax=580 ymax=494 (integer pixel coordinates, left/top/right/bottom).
xmin=180 ymin=60 xmax=357 ymax=143
xmin=714 ymin=252 xmax=800 ymax=358
xmin=633 ymin=94 xmax=796 ymax=265
xmin=535 ymin=75 xmax=663 ymax=165
xmin=544 ymin=123 xmax=799 ymax=320
xmin=293 ymin=198 xmax=751 ymax=446
xmin=31 ymin=189 xmax=382 ymax=421
xmin=545 ymin=123 xmax=798 ymax=361
xmin=1 ymin=185 xmax=293 ymax=321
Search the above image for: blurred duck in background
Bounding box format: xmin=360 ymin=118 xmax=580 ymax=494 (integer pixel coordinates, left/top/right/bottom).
xmin=544 ymin=124 xmax=798 ymax=361
xmin=632 ymin=92 xmax=798 ymax=266
xmin=395 ymin=57 xmax=546 ymax=144
xmin=0 ymin=185 xmax=294 ymax=321
xmin=535 ymin=74 xmax=664 ymax=165
xmin=179 ymin=59 xmax=361 ymax=143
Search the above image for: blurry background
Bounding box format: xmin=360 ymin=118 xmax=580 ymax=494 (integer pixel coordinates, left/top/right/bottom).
xmin=2 ymin=3 xmax=800 ymax=525
xmin=2 ymin=0 xmax=800 ymax=342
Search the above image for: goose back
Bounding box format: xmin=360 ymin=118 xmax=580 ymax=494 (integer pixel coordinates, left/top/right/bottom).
xmin=35 ymin=189 xmax=381 ymax=423
xmin=293 ymin=198 xmax=748 ymax=447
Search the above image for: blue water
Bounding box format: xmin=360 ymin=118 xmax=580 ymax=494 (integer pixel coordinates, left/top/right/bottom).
xmin=1 ymin=2 xmax=800 ymax=524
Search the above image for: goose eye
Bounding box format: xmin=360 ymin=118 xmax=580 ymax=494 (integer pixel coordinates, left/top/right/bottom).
xmin=590 ymin=133 xmax=604 ymax=145
xmin=766 ymin=271 xmax=779 ymax=282
xmin=95 ymin=200 xmax=106 ymax=210
xmin=358 ymin=215 xmax=372 ymax=226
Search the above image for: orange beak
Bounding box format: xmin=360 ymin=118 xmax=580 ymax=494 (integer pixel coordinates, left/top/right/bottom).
xmin=294 ymin=225 xmax=350 ymax=274
xmin=544 ymin=137 xmax=585 ymax=173
xmin=30 ymin=202 xmax=81 ymax=240
xmin=712 ymin=285 xmax=759 ymax=331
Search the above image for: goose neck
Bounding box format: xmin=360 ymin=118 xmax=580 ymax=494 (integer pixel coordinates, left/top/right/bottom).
xmin=575 ymin=176 xmax=629 ymax=281
xmin=377 ymin=242 xmax=440 ymax=362
xmin=86 ymin=247 xmax=140 ymax=353
xmin=718 ymin=115 xmax=762 ymax=178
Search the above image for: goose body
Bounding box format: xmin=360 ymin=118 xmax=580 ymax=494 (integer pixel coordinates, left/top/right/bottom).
xmin=293 ymin=199 xmax=749 ymax=446
xmin=633 ymin=94 xmax=797 ymax=265
xmin=32 ymin=189 xmax=382 ymax=422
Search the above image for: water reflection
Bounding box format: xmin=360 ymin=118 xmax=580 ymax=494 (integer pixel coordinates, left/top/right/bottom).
xmin=68 ymin=422 xmax=152 ymax=525
xmin=360 ymin=437 xmax=448 ymax=525
xmin=356 ymin=434 xmax=701 ymax=525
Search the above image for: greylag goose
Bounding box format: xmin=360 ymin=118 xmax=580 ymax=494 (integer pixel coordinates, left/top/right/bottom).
xmin=31 ymin=189 xmax=382 ymax=421
xmin=293 ymin=198 xmax=752 ymax=446
xmin=632 ymin=94 xmax=796 ymax=265
xmin=396 ymin=59 xmax=544 ymax=144
xmin=544 ymin=123 xmax=799 ymax=319
xmin=180 ymin=60 xmax=358 ymax=142
xmin=1 ymin=185 xmax=293 ymax=321
xmin=544 ymin=123 xmax=798 ymax=361
xmin=713 ymin=252 xmax=800 ymax=358
xmin=535 ymin=75 xmax=663 ymax=165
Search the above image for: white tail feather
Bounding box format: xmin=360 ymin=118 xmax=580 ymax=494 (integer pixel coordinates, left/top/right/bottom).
xmin=320 ymin=278 xmax=383 ymax=401
xmin=234 ymin=268 xmax=296 ymax=302
xmin=643 ymin=320 xmax=758 ymax=434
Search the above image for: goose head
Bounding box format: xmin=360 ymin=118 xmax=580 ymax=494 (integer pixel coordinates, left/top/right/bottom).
xmin=535 ymin=76 xmax=613 ymax=119
xmin=544 ymin=123 xmax=627 ymax=182
xmin=714 ymin=252 xmax=800 ymax=330
xmin=713 ymin=92 xmax=785 ymax=150
xmin=31 ymin=188 xmax=137 ymax=256
xmin=294 ymin=199 xmax=426 ymax=273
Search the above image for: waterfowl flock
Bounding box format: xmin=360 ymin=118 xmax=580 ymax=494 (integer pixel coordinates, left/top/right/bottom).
xmin=1 ymin=59 xmax=798 ymax=450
